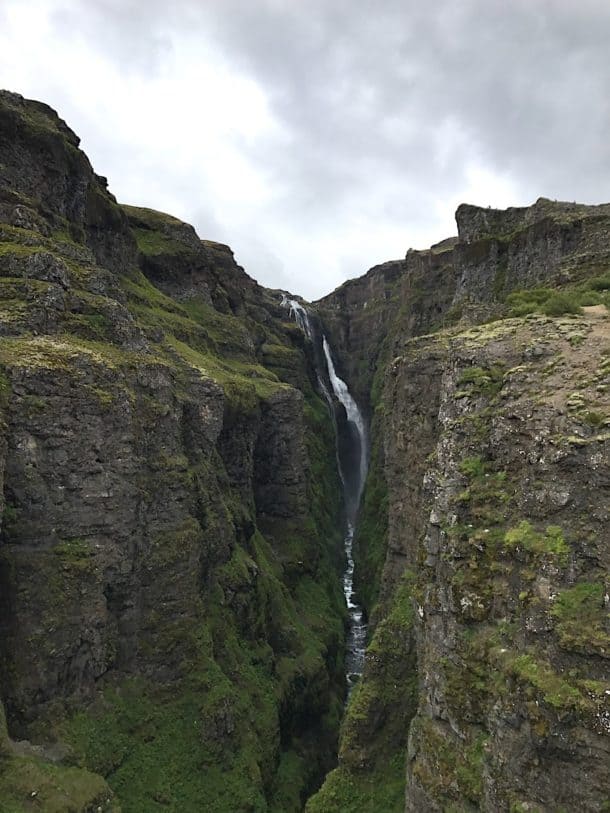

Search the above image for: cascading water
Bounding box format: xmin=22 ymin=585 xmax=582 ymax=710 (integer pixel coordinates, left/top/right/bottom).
xmin=321 ymin=338 xmax=368 ymax=692
xmin=281 ymin=295 xmax=368 ymax=694
xmin=281 ymin=294 xmax=313 ymax=340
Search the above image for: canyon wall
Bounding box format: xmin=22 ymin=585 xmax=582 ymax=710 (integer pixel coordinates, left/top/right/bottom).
xmin=1 ymin=89 xmax=609 ymax=813
xmin=0 ymin=91 xmax=347 ymax=812
xmin=309 ymin=196 xmax=610 ymax=811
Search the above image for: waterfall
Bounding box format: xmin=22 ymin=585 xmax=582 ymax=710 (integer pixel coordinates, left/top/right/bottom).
xmin=281 ymin=294 xmax=313 ymax=340
xmin=281 ymin=295 xmax=368 ymax=693
xmin=322 ymin=337 xmax=367 ymax=519
xmin=321 ymin=338 xmax=368 ymax=691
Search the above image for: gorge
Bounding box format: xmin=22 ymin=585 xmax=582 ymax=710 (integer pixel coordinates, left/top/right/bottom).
xmin=280 ymin=298 xmax=368 ymax=693
xmin=0 ymin=90 xmax=609 ymax=813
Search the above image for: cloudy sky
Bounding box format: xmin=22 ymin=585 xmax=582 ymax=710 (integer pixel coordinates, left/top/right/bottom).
xmin=1 ymin=1 xmax=609 ymax=299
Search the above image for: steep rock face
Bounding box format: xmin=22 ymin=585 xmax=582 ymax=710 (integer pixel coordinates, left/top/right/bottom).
xmin=317 ymin=197 xmax=610 ymax=409
xmin=313 ymin=259 xmax=405 ymax=413
xmin=0 ymin=91 xmax=345 ymax=812
xmin=392 ymin=313 xmax=610 ymax=811
xmin=310 ymin=200 xmax=610 ymax=812
xmin=2 ymin=88 xmax=610 ymax=813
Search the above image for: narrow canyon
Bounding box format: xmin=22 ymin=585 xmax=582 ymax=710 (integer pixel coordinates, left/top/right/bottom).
xmin=0 ymin=90 xmax=608 ymax=812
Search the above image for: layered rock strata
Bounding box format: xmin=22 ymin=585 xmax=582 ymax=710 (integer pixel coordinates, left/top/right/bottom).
xmin=0 ymin=90 xmax=346 ymax=812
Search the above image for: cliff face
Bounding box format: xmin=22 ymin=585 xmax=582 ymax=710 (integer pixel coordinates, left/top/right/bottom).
xmin=393 ymin=315 xmax=609 ymax=811
xmin=317 ymin=197 xmax=610 ymax=407
xmin=309 ymin=200 xmax=610 ymax=812
xmin=0 ymin=91 xmax=346 ymax=812
xmin=2 ymin=89 xmax=609 ymax=813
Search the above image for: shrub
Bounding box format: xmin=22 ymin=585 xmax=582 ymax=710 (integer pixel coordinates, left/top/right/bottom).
xmin=588 ymin=273 xmax=610 ymax=292
xmin=506 ymin=287 xmax=582 ymax=317
xmin=541 ymin=292 xmax=581 ymax=316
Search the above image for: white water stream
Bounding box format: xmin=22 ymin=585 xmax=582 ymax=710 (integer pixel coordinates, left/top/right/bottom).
xmin=281 ymin=296 xmax=368 ymax=693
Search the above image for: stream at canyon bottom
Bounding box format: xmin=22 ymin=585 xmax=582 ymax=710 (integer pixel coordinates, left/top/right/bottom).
xmin=282 ymin=296 xmax=368 ymax=694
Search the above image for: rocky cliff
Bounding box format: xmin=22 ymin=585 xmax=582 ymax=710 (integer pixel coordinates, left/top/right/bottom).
xmin=309 ymin=198 xmax=610 ymax=811
xmin=1 ymin=89 xmax=609 ymax=813
xmin=0 ymin=90 xmax=347 ymax=812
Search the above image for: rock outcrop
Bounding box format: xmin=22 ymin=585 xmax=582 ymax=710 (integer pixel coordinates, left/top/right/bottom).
xmin=0 ymin=91 xmax=346 ymax=812
xmin=309 ymin=199 xmax=610 ymax=812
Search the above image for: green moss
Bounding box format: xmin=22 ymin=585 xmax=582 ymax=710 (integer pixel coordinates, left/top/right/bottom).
xmin=167 ymin=336 xmax=286 ymax=404
xmin=182 ymin=298 xmax=254 ymax=357
xmin=454 ymin=457 xmax=509 ymax=535
xmin=62 ymin=674 xmax=269 ymax=813
xmin=493 ymin=259 xmax=508 ymax=299
xmin=132 ymin=227 xmax=190 ymax=257
xmin=459 ymin=456 xmax=486 ymax=478
xmin=53 ymin=538 xmax=93 ymax=569
xmin=457 ymin=364 xmax=505 ymax=397
xmin=0 ymin=94 xmax=72 ymax=141
xmin=582 ymin=410 xmax=607 ymax=428
xmin=0 ymin=753 xmax=116 ymax=813
xmin=122 ymin=204 xmax=187 ymax=230
xmin=305 ymin=753 xmax=405 ymax=813
xmin=0 ymin=334 xmax=161 ymax=373
xmin=410 ymin=717 xmax=487 ymax=807
xmin=0 ymin=368 xmax=10 ymax=412
xmin=502 ymin=652 xmax=582 ymax=709
xmin=551 ymin=581 xmax=610 ymax=654
xmin=504 ymin=521 xmax=569 ymax=563
xmin=268 ymin=750 xmax=308 ymax=812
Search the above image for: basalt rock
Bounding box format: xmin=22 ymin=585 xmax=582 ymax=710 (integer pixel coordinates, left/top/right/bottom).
xmin=0 ymin=90 xmax=345 ymax=812
xmin=310 ymin=198 xmax=610 ymax=812
xmin=2 ymin=88 xmax=610 ymax=813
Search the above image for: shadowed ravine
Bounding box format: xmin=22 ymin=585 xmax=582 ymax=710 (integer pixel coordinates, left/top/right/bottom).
xmin=2 ymin=91 xmax=610 ymax=813
xmin=281 ymin=296 xmax=369 ymax=693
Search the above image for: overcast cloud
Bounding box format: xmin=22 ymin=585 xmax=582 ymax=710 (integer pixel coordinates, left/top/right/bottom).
xmin=1 ymin=0 xmax=609 ymax=298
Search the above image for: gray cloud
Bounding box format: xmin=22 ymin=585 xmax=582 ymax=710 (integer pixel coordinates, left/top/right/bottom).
xmin=3 ymin=0 xmax=610 ymax=297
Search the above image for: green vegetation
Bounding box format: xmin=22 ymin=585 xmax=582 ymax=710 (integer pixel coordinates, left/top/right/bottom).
xmin=499 ymin=651 xmax=582 ymax=710
xmin=505 ymin=275 xmax=610 ymax=318
xmin=452 ymin=456 xmax=510 ymax=552
xmin=506 ymin=287 xmax=581 ymax=317
xmin=410 ymin=717 xmax=487 ymax=808
xmin=458 ymin=455 xmax=487 ymax=478
xmin=132 ymin=227 xmax=190 ymax=257
xmin=52 ymin=538 xmax=95 ymax=573
xmin=307 ymin=573 xmax=418 ymax=812
xmin=504 ymin=521 xmax=569 ymax=564
xmin=586 ymin=272 xmax=610 ymax=292
xmin=457 ymin=364 xmax=504 ymax=397
xmin=122 ymin=205 xmax=195 ymax=257
xmin=60 ymin=513 xmax=345 ymax=812
xmin=0 ymin=754 xmax=117 ymax=813
xmin=0 ymin=368 xmax=10 ymax=413
xmin=551 ymin=581 xmax=610 ymax=654
xmin=305 ymin=754 xmax=405 ymax=813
